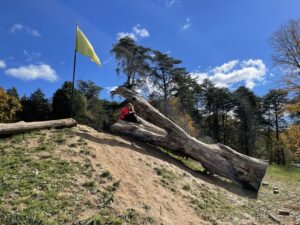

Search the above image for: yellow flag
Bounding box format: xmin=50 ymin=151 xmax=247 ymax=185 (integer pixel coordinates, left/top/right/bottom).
xmin=75 ymin=26 xmax=101 ymax=66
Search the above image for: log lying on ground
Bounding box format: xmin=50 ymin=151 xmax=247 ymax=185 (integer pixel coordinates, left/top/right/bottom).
xmin=111 ymin=86 xmax=268 ymax=191
xmin=0 ymin=118 xmax=77 ymax=136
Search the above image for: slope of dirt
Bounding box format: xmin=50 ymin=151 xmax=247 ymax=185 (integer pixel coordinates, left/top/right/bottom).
xmin=0 ymin=125 xmax=299 ymax=225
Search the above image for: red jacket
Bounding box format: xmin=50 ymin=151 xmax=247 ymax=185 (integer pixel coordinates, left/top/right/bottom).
xmin=119 ymin=107 xmax=130 ymax=120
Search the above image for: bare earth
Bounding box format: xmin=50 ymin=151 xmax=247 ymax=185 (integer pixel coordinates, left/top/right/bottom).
xmin=74 ymin=125 xmax=209 ymax=225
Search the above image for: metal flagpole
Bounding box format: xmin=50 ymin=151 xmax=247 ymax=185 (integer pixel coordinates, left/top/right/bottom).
xmin=70 ymin=22 xmax=78 ymax=118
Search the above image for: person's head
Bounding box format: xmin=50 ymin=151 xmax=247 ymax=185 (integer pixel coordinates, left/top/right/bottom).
xmin=127 ymin=103 xmax=134 ymax=110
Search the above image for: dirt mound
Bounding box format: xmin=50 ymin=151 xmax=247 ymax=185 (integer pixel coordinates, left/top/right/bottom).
xmin=0 ymin=125 xmax=299 ymax=225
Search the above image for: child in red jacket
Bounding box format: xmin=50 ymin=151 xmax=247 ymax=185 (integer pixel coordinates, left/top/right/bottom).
xmin=119 ymin=103 xmax=139 ymax=123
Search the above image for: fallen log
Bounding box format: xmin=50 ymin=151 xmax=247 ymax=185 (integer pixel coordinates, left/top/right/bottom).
xmin=111 ymin=86 xmax=268 ymax=191
xmin=0 ymin=118 xmax=77 ymax=136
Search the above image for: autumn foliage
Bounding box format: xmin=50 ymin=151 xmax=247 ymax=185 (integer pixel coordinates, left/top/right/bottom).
xmin=0 ymin=88 xmax=21 ymax=122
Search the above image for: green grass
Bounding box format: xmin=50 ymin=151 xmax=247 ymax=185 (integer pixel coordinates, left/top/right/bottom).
xmin=100 ymin=170 xmax=113 ymax=180
xmin=159 ymin=148 xmax=204 ymax=172
xmin=266 ymin=164 xmax=300 ymax=182
xmin=154 ymin=167 xmax=177 ymax=183
xmin=0 ymin=130 xmax=156 ymax=225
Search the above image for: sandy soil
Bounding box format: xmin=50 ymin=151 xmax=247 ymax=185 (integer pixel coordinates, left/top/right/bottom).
xmin=73 ymin=125 xmax=210 ymax=225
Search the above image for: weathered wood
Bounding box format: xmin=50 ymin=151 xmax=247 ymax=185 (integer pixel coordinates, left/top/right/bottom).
xmin=0 ymin=119 xmax=77 ymax=136
xmin=111 ymin=86 xmax=268 ymax=191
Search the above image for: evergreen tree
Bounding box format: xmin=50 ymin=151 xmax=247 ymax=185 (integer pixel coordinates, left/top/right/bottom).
xmin=148 ymin=50 xmax=187 ymax=116
xmin=263 ymin=89 xmax=288 ymax=164
xmin=52 ymin=82 xmax=87 ymax=119
xmin=19 ymin=89 xmax=51 ymax=121
xmin=111 ymin=37 xmax=150 ymax=90
xmin=233 ymin=87 xmax=260 ymax=156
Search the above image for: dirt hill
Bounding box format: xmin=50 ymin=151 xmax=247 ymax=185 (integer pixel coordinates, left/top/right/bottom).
xmin=0 ymin=125 xmax=299 ymax=225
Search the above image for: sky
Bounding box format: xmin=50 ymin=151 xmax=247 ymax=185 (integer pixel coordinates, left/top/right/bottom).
xmin=0 ymin=0 xmax=299 ymax=99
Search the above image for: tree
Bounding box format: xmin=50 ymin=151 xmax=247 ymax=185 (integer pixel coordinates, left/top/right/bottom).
xmin=233 ymin=87 xmax=260 ymax=156
xmin=52 ymin=82 xmax=87 ymax=119
xmin=263 ymin=89 xmax=288 ymax=164
xmin=0 ymin=87 xmax=22 ymax=122
xmin=6 ymin=87 xmax=19 ymax=99
xmin=148 ymin=50 xmax=187 ymax=116
xmin=280 ymin=124 xmax=300 ymax=161
xmin=77 ymin=80 xmax=102 ymax=101
xmin=19 ymin=89 xmax=51 ymax=122
xmin=111 ymin=37 xmax=150 ymax=90
xmin=270 ymin=18 xmax=300 ymax=92
xmin=77 ymin=80 xmax=103 ymax=112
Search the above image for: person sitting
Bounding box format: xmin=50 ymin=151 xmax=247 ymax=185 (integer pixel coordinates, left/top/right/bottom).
xmin=119 ymin=103 xmax=139 ymax=123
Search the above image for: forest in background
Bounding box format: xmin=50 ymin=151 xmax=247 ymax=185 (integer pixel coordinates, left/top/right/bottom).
xmin=1 ymin=19 xmax=299 ymax=165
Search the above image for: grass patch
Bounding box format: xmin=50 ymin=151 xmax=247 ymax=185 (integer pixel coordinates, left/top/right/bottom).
xmin=159 ymin=148 xmax=204 ymax=172
xmin=154 ymin=167 xmax=178 ymax=190
xmin=266 ymin=164 xmax=300 ymax=182
xmin=0 ymin=129 xmax=150 ymax=225
xmin=77 ymin=208 xmax=155 ymax=225
xmin=100 ymin=170 xmax=113 ymax=180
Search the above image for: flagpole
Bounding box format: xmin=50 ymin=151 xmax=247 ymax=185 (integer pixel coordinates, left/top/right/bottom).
xmin=70 ymin=22 xmax=78 ymax=118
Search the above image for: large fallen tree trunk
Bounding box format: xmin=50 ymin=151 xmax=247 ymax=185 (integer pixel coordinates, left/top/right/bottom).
xmin=111 ymin=86 xmax=268 ymax=191
xmin=0 ymin=119 xmax=77 ymax=136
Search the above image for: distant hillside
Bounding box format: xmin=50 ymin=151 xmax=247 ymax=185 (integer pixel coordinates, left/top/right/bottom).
xmin=0 ymin=125 xmax=299 ymax=225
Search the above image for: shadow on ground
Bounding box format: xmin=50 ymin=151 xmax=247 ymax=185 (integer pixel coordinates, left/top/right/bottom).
xmin=70 ymin=129 xmax=258 ymax=199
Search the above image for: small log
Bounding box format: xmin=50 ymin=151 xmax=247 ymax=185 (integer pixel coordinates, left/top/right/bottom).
xmin=0 ymin=119 xmax=77 ymax=136
xmin=278 ymin=209 xmax=289 ymax=216
xmin=111 ymin=86 xmax=268 ymax=191
xmin=269 ymin=213 xmax=281 ymax=223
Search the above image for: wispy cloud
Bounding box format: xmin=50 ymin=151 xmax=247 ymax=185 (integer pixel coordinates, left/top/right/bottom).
xmin=5 ymin=64 xmax=58 ymax=82
xmin=0 ymin=59 xmax=6 ymax=69
xmin=190 ymin=59 xmax=267 ymax=90
xmin=24 ymin=50 xmax=42 ymax=62
xmin=102 ymin=57 xmax=113 ymax=65
xmin=9 ymin=23 xmax=41 ymax=37
xmin=117 ymin=24 xmax=150 ymax=41
xmin=166 ymin=0 xmax=179 ymax=7
xmin=182 ymin=18 xmax=191 ymax=30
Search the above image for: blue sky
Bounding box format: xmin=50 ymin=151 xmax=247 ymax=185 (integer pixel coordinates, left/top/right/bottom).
xmin=0 ymin=0 xmax=299 ymax=99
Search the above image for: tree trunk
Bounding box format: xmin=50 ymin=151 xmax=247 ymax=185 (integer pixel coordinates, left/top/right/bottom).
xmin=0 ymin=119 xmax=77 ymax=136
xmin=112 ymin=86 xmax=268 ymax=191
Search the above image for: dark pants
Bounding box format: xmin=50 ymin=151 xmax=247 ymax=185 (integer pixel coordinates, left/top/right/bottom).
xmin=124 ymin=113 xmax=138 ymax=123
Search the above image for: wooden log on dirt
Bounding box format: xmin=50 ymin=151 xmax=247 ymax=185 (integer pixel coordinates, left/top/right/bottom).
xmin=0 ymin=118 xmax=77 ymax=136
xmin=111 ymin=86 xmax=268 ymax=191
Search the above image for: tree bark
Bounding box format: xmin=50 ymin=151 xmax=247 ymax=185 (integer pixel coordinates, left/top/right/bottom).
xmin=0 ymin=119 xmax=77 ymax=136
xmin=111 ymin=86 xmax=268 ymax=191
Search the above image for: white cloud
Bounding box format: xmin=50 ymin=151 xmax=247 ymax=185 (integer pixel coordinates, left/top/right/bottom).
xmin=5 ymin=64 xmax=58 ymax=82
xmin=190 ymin=59 xmax=267 ymax=89
xmin=117 ymin=32 xmax=136 ymax=40
xmin=117 ymin=24 xmax=150 ymax=41
xmin=0 ymin=59 xmax=6 ymax=69
xmin=133 ymin=24 xmax=150 ymax=38
xmin=9 ymin=23 xmax=41 ymax=37
xmin=105 ymin=86 xmax=118 ymax=92
xmin=212 ymin=60 xmax=239 ymax=74
xmin=182 ymin=18 xmax=191 ymax=30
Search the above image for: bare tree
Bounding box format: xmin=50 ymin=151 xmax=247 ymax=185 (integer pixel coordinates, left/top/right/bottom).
xmin=270 ymin=19 xmax=300 ymax=92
